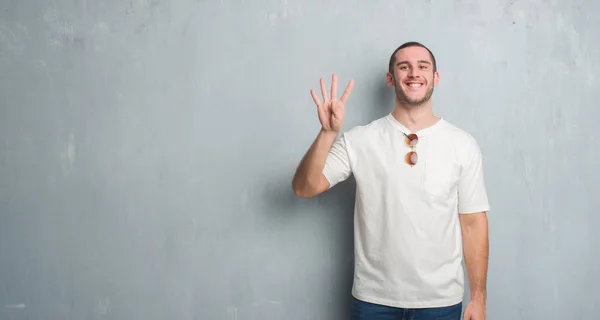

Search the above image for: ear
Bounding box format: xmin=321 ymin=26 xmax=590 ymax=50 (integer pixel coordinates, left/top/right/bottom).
xmin=386 ymin=72 xmax=395 ymax=87
xmin=433 ymin=71 xmax=440 ymax=86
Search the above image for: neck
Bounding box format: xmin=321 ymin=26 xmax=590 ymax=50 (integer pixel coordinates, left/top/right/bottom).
xmin=392 ymin=99 xmax=439 ymax=132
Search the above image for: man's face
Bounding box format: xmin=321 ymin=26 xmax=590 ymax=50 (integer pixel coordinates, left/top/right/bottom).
xmin=387 ymin=46 xmax=439 ymax=107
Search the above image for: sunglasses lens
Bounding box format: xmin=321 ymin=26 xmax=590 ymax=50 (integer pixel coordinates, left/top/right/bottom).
xmin=405 ymin=133 xmax=418 ymax=146
xmin=405 ymin=151 xmax=418 ymax=165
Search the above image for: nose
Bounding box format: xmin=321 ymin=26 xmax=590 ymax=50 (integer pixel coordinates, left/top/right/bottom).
xmin=408 ymin=67 xmax=418 ymax=78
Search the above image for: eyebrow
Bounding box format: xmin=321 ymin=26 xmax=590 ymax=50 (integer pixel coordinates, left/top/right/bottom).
xmin=397 ymin=60 xmax=432 ymax=66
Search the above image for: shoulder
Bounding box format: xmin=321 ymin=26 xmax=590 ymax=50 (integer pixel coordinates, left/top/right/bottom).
xmin=437 ymin=119 xmax=483 ymax=161
xmin=341 ymin=116 xmax=389 ymax=142
xmin=438 ymin=119 xmax=476 ymax=142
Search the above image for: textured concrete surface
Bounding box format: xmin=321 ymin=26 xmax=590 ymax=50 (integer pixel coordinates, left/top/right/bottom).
xmin=1 ymin=0 xmax=598 ymax=319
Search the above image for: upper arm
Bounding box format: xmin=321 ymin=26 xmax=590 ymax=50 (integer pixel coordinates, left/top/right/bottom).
xmin=312 ymin=173 xmax=332 ymax=196
xmin=294 ymin=135 xmax=352 ymax=198
xmin=322 ymin=134 xmax=352 ymax=189
xmin=459 ymin=211 xmax=488 ymax=228
xmin=458 ymin=138 xmax=491 ymax=214
xmin=293 ymin=173 xmax=331 ymax=198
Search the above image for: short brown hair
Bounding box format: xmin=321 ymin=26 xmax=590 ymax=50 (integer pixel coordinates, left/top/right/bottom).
xmin=388 ymin=41 xmax=437 ymax=73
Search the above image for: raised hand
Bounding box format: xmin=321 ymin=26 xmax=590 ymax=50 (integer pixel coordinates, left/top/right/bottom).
xmin=310 ymin=73 xmax=354 ymax=133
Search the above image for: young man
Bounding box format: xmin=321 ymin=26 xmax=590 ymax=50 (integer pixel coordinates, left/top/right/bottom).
xmin=292 ymin=42 xmax=490 ymax=320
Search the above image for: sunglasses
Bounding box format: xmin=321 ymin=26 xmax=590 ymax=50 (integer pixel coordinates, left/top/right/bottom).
xmin=403 ymin=133 xmax=419 ymax=166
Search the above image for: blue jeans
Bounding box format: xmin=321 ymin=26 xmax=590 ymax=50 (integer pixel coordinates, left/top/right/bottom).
xmin=351 ymin=297 xmax=463 ymax=320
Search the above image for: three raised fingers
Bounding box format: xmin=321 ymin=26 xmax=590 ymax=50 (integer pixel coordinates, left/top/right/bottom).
xmin=311 ymin=74 xmax=353 ymax=105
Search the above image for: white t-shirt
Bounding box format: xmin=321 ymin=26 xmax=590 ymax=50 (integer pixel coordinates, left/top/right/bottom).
xmin=323 ymin=113 xmax=491 ymax=308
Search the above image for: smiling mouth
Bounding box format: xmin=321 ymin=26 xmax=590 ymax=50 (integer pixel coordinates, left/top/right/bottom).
xmin=404 ymin=81 xmax=424 ymax=88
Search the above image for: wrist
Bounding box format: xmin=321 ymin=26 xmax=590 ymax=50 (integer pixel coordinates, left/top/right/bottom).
xmin=470 ymin=291 xmax=486 ymax=303
xmin=319 ymin=128 xmax=339 ymax=140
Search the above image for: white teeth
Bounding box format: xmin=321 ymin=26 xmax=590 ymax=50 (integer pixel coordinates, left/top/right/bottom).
xmin=408 ymin=83 xmax=421 ymax=87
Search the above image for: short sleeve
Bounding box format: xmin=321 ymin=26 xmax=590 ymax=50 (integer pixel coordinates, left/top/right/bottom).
xmin=322 ymin=134 xmax=352 ymax=189
xmin=458 ymin=138 xmax=491 ymax=214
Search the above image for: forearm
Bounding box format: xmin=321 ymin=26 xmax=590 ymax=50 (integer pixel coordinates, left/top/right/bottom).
xmin=292 ymin=129 xmax=338 ymax=196
xmin=462 ymin=213 xmax=489 ymax=302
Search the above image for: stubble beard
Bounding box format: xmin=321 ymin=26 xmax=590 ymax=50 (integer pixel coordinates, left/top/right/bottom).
xmin=393 ymin=78 xmax=435 ymax=108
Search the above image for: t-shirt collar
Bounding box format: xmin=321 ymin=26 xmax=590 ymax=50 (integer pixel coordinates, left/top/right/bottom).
xmin=385 ymin=113 xmax=444 ymax=137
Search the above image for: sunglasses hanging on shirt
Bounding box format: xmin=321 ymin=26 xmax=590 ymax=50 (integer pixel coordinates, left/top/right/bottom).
xmin=403 ymin=132 xmax=418 ymax=166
